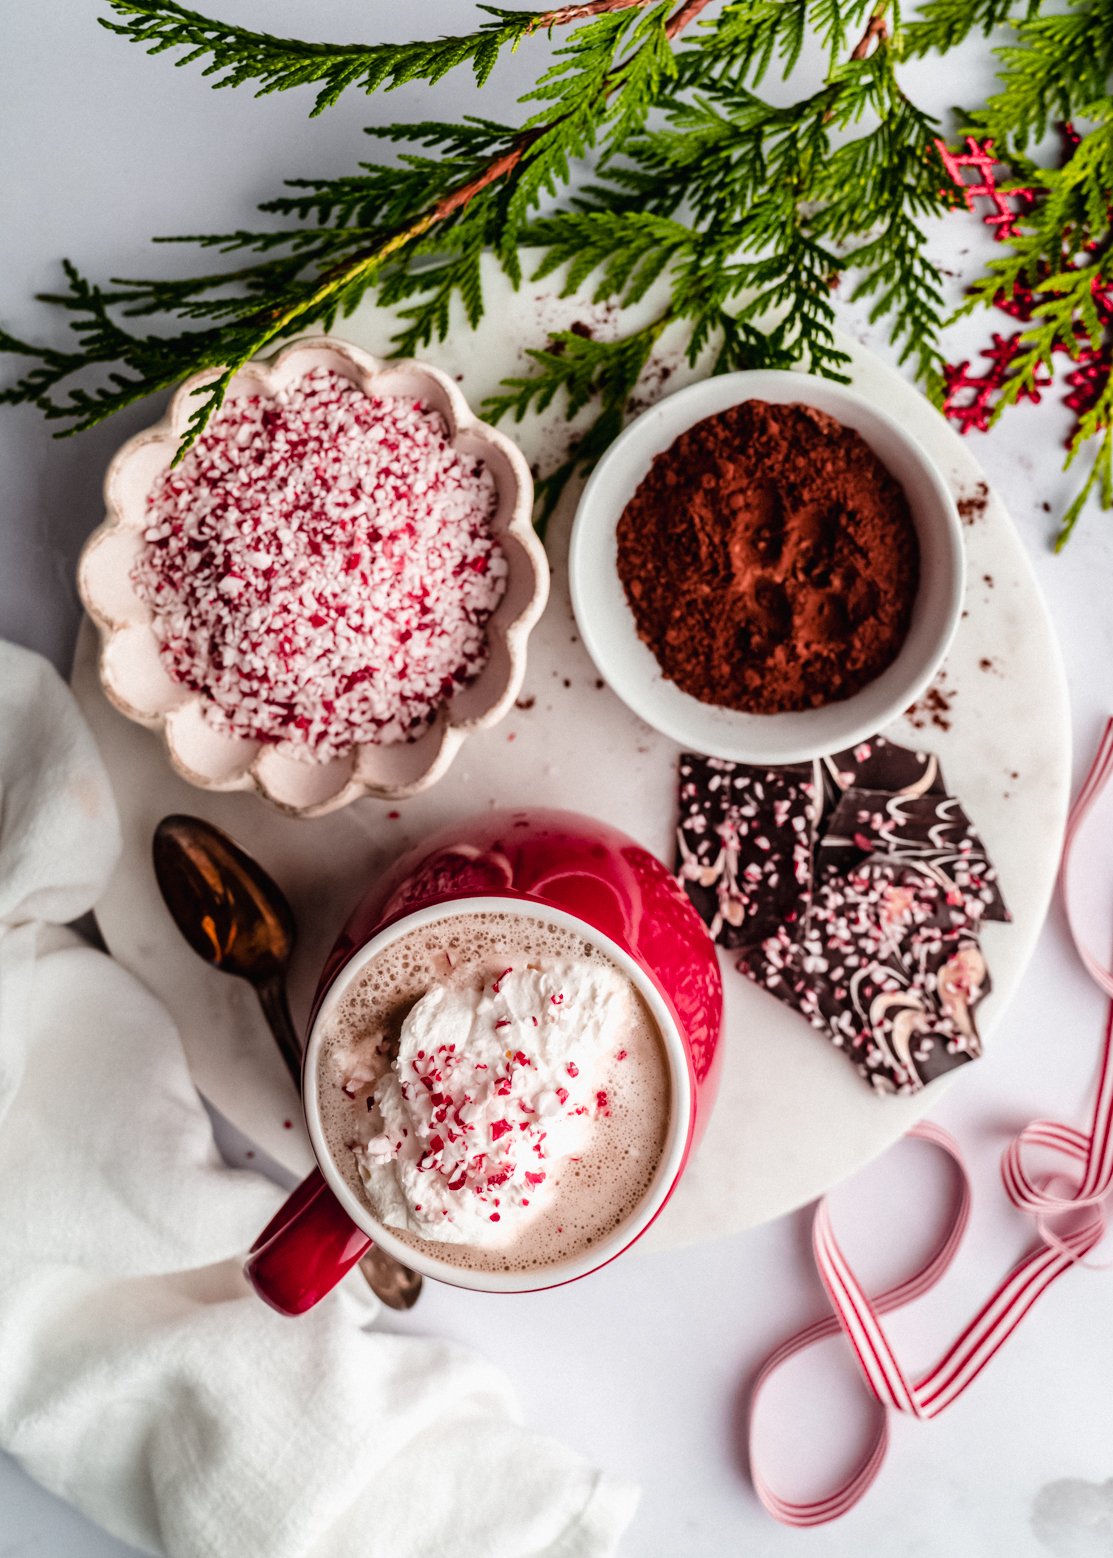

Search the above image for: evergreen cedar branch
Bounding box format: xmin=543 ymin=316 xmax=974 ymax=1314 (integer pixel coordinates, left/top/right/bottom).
xmin=0 ymin=0 xmax=1110 ymax=543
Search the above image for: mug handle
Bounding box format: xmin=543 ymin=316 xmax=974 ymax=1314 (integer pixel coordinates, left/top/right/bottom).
xmin=244 ymin=1167 xmax=371 ymax=1316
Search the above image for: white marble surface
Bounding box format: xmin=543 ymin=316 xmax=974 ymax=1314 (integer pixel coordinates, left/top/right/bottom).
xmin=4 ymin=5 xmax=1113 ymax=1557
xmin=73 ymin=267 xmax=1070 ymax=1251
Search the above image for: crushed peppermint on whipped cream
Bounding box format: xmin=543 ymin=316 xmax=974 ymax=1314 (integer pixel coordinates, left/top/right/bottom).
xmin=131 ymin=367 xmax=506 ymax=759
xmin=353 ymin=961 xmax=627 ymax=1244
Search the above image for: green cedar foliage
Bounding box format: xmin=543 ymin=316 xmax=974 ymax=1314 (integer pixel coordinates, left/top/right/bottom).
xmin=2 ymin=0 xmax=1111 ymax=541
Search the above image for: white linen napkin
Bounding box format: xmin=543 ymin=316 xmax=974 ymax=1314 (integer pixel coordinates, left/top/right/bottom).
xmin=0 ymin=640 xmax=637 ymax=1558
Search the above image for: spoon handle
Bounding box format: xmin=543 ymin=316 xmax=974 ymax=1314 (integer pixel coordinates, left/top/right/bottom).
xmin=255 ymin=975 xmax=423 ymax=1310
xmin=255 ymin=979 xmax=302 ymax=1087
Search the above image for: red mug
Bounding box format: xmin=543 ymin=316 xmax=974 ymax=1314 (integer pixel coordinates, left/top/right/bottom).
xmin=245 ymin=808 xmax=723 ymax=1312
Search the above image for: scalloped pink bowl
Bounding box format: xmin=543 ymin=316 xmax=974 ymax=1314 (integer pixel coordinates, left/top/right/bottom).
xmin=78 ymin=338 xmax=548 ymax=817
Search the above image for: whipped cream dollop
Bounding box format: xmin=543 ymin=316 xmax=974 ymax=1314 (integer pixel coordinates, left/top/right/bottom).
xmin=354 ymin=960 xmax=628 ymax=1244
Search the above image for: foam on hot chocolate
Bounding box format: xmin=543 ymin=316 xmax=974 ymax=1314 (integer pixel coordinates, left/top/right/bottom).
xmin=318 ymin=911 xmax=670 ymax=1275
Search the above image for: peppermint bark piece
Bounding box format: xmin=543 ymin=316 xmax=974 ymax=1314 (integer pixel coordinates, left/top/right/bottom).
xmin=791 ymin=859 xmax=985 ymax=1094
xmin=822 ymin=734 xmax=946 ymax=802
xmin=832 ymin=854 xmax=984 ymax=952
xmin=736 ymin=921 xmax=809 ymax=1013
xmin=675 ymin=753 xmax=821 ymax=949
xmin=907 ymin=933 xmax=990 ymax=1082
xmin=736 ymin=854 xmax=974 ymax=1028
xmin=819 ymin=789 xmax=1009 ymax=922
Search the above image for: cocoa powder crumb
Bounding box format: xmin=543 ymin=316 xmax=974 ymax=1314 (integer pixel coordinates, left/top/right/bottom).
xmin=627 ymin=357 xmax=676 ymax=416
xmin=957 ymin=481 xmax=989 ymax=527
xmin=906 ymin=671 xmax=955 ymax=732
xmin=515 ymin=695 xmax=536 ymax=711
xmin=615 ymin=400 xmax=920 ymax=714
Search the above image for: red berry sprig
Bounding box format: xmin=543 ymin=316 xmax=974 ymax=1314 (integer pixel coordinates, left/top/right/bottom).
xmin=938 ymin=135 xmax=1112 ymax=456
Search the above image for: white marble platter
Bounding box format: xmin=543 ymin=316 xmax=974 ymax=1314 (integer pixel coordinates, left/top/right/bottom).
xmin=71 ymin=252 xmax=1071 ymax=1252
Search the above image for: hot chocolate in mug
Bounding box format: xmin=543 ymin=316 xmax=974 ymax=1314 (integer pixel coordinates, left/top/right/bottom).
xmin=245 ymin=809 xmax=723 ymax=1312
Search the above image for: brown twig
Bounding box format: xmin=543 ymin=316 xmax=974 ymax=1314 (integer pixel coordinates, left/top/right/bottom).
xmin=405 ymin=0 xmax=714 ymax=232
xmin=821 ymin=3 xmax=891 ymax=121
xmin=428 ymin=130 xmax=545 ymax=224
xmin=849 ymin=6 xmax=889 ymax=60
xmin=531 ymin=0 xmax=658 ymax=26
xmin=262 ymin=0 xmax=710 ymax=350
xmin=665 ymin=0 xmax=716 ymax=40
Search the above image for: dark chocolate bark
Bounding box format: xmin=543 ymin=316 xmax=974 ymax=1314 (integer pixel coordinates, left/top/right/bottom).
xmin=789 ymin=861 xmax=986 ymax=1094
xmin=675 ymin=753 xmax=821 ymax=950
xmin=822 ymin=735 xmax=946 ymax=802
xmin=676 ymin=736 xmax=1003 ymax=1097
xmin=819 ymin=789 xmax=1009 ymax=923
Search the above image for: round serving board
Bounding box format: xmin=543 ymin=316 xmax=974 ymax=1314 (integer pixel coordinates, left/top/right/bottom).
xmin=71 ymin=253 xmax=1071 ymax=1253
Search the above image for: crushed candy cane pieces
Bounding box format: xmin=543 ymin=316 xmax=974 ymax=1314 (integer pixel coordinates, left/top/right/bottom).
xmin=132 ymin=367 xmax=507 ymax=760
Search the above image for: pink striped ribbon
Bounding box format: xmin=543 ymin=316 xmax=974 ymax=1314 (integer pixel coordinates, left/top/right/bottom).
xmin=749 ymin=718 xmax=1113 ymax=1526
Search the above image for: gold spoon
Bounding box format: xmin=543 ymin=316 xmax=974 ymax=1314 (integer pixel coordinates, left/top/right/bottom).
xmin=152 ymin=814 xmax=423 ymax=1311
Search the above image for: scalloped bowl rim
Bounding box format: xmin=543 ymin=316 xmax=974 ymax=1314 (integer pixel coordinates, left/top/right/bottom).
xmin=78 ymin=336 xmax=547 ymax=816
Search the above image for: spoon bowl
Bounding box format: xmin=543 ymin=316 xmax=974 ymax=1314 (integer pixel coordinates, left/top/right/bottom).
xmin=153 ymin=815 xmax=295 ymax=984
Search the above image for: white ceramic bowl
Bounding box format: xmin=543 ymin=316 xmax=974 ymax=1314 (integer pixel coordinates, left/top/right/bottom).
xmin=79 ymin=337 xmax=548 ymax=816
xmin=569 ymin=369 xmax=964 ymax=765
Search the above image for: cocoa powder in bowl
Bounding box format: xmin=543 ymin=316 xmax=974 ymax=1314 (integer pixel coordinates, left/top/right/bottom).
xmin=615 ymin=399 xmax=920 ymax=713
